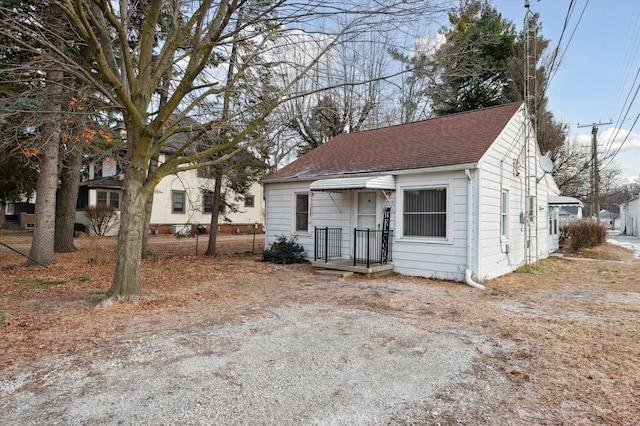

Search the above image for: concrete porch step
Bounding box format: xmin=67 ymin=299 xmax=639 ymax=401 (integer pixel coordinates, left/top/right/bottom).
xmin=311 ymin=259 xmax=394 ymax=277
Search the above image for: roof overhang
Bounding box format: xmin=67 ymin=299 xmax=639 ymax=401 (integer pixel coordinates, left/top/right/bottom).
xmin=548 ymin=196 xmax=584 ymax=208
xmin=309 ymin=175 xmax=395 ymax=192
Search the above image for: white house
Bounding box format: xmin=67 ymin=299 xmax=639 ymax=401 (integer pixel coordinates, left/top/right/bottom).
xmin=76 ymin=153 xmax=264 ymax=236
xmin=262 ymin=102 xmax=562 ymax=285
xmin=620 ymin=196 xmax=640 ymax=236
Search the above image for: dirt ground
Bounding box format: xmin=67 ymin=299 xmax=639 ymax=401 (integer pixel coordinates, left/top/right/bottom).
xmin=1 ymin=237 xmax=639 ymax=425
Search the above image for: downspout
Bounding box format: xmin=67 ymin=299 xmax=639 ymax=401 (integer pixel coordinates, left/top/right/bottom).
xmin=465 ymin=169 xmax=486 ymax=290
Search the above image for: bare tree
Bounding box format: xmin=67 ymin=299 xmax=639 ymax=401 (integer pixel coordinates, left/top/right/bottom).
xmin=22 ymin=5 xmax=70 ymax=267
xmin=3 ymin=0 xmax=446 ymax=299
xmin=276 ymin=29 xmax=394 ymax=156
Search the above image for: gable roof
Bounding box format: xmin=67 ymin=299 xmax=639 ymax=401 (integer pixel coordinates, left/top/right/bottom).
xmin=265 ymin=102 xmax=524 ymax=181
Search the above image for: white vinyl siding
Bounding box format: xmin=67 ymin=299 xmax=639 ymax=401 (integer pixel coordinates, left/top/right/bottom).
xmin=476 ymin=105 xmax=555 ymax=280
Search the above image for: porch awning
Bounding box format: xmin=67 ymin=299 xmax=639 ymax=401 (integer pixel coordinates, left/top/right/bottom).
xmin=309 ymin=175 xmax=395 ymax=192
xmin=548 ymin=196 xmax=584 ymax=207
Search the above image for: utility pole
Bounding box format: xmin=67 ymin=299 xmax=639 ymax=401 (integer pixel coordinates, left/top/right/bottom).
xmin=577 ymin=121 xmax=612 ymax=220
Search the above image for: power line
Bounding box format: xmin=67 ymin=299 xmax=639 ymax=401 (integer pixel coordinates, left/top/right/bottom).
xmin=538 ymin=0 xmax=589 ymax=101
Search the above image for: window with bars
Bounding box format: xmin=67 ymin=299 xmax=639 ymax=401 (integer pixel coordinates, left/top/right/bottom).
xmin=295 ymin=193 xmax=309 ymax=232
xmin=403 ymin=188 xmax=447 ymax=238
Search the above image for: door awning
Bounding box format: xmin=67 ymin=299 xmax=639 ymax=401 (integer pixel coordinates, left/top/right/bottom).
xmin=309 ymin=175 xmax=395 ymax=192
xmin=548 ymin=196 xmax=584 ymax=207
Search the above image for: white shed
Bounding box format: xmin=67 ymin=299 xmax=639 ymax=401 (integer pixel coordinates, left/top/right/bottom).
xmin=621 ymin=196 xmax=640 ymax=236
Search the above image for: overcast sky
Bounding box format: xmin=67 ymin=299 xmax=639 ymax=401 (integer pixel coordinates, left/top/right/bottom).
xmin=495 ymin=0 xmax=640 ymax=183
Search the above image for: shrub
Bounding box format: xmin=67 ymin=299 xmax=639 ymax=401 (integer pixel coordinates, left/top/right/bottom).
xmin=85 ymin=205 xmax=119 ymax=236
xmin=74 ymin=223 xmax=86 ymax=233
xmin=261 ymin=235 xmax=306 ymax=264
xmin=560 ymin=218 xmax=608 ymax=252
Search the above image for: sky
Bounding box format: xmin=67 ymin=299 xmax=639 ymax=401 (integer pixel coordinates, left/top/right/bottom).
xmin=494 ymin=0 xmax=640 ymax=184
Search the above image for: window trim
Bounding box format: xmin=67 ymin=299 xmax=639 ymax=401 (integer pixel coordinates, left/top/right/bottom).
xmin=501 ymin=189 xmax=509 ymax=240
xmin=244 ymin=194 xmax=255 ymax=208
xmin=203 ymin=191 xmax=213 ymax=214
xmin=96 ymin=190 xmax=120 ymax=210
xmin=97 ymin=190 xmax=107 ymax=206
xmin=172 ymin=190 xmax=186 ymax=214
xmin=398 ymin=183 xmax=452 ymax=243
xmin=294 ymin=192 xmax=310 ymax=234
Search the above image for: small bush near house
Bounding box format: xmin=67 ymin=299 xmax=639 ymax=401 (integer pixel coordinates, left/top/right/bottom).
xmin=261 ymin=235 xmax=306 ymax=264
xmin=86 ymin=205 xmax=119 ymax=236
xmin=561 ymin=218 xmax=608 ymax=252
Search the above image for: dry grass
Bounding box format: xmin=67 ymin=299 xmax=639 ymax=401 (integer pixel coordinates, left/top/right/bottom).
xmin=1 ymin=241 xmax=638 ymax=424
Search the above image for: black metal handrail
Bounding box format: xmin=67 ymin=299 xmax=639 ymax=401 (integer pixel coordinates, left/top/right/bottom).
xmin=353 ymin=229 xmax=393 ymax=268
xmin=314 ymin=227 xmax=342 ymax=262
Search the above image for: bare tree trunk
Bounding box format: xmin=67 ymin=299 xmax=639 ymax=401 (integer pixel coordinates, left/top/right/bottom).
xmin=26 ymin=124 xmax=60 ymax=266
xmin=54 ymin=139 xmax=82 ymax=252
xmin=141 ymin=152 xmax=159 ymax=257
xmin=26 ymin=65 xmax=63 ymax=265
xmin=141 ymin=75 xmax=169 ymax=257
xmin=0 ymin=201 xmax=5 ymax=229
xmin=106 ymin=150 xmax=149 ymax=299
xmin=205 ymin=175 xmax=223 ymax=256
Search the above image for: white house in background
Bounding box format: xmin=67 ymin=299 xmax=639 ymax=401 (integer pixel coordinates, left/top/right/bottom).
xmin=263 ymin=102 xmax=562 ymax=285
xmin=620 ymin=196 xmax=640 ymax=236
xmin=76 ymin=153 xmax=264 ymax=236
xmin=548 ymin=195 xmax=584 ymax=227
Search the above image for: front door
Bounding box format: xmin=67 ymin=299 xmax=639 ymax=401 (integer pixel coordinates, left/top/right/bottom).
xmin=357 ymin=192 xmax=377 ymax=230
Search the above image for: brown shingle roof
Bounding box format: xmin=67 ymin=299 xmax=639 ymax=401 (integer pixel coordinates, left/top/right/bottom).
xmin=265 ymin=102 xmax=523 ymax=181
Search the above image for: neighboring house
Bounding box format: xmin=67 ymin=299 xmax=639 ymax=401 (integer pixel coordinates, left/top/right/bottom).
xmin=548 ymin=196 xmax=583 ymax=226
xmin=263 ymin=102 xmax=562 ymax=284
xmin=620 ymin=196 xmax=640 ymax=236
xmin=75 ymin=153 xmax=264 ymax=236
xmin=2 ymin=198 xmax=36 ymax=230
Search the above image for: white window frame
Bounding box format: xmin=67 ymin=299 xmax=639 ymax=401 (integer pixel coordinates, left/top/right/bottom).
xmin=398 ymin=183 xmax=452 ymax=243
xmin=294 ymin=192 xmax=309 ymax=234
xmin=501 ymin=189 xmax=509 ymax=240
xmin=172 ymin=191 xmax=186 ymax=214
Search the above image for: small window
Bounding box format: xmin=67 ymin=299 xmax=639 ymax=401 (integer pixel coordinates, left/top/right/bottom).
xmin=172 ymin=191 xmax=185 ymax=213
xmin=203 ymin=191 xmax=213 ymax=213
xmin=501 ymin=190 xmax=509 ymax=238
xmin=244 ymin=195 xmax=255 ymax=208
xmin=109 ymin=192 xmax=119 ymax=209
xmin=96 ymin=190 xmax=120 ymax=209
xmin=295 ymin=193 xmax=309 ymax=232
xmin=97 ymin=191 xmax=107 ymax=205
xmin=403 ymin=188 xmax=447 ymax=238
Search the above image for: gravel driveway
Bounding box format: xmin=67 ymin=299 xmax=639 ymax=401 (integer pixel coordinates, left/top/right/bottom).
xmin=1 ymin=241 xmax=638 ymax=425
xmin=2 ymin=303 xmax=510 ymax=425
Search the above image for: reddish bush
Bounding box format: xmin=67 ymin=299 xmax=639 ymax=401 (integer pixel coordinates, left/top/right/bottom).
xmin=560 ymin=218 xmax=608 ymax=252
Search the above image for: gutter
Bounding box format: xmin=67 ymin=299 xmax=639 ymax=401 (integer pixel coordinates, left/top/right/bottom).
xmin=465 ymin=169 xmax=485 ymax=290
xmin=261 ymin=162 xmax=480 ymax=185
